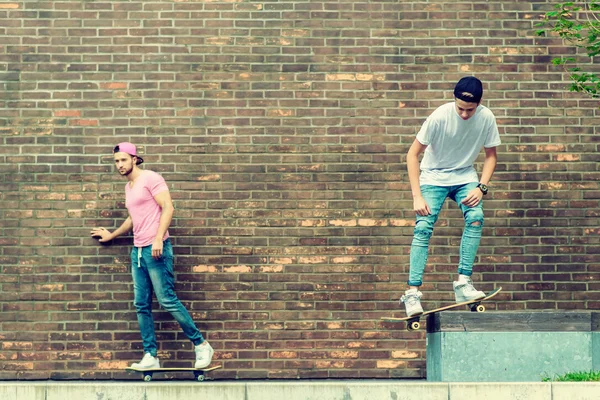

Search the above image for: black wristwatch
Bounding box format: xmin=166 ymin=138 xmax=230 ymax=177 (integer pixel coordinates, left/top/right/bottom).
xmin=477 ymin=183 xmax=488 ymax=195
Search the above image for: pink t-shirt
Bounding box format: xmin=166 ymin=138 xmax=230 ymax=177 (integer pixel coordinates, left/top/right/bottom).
xmin=125 ymin=170 xmax=170 ymax=247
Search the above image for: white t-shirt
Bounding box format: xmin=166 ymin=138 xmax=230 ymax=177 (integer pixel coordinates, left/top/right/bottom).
xmin=416 ymin=102 xmax=501 ymax=186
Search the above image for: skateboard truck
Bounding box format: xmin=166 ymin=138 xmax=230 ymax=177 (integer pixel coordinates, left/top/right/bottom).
xmin=141 ymin=370 xmax=206 ymax=382
xmin=406 ymin=318 xmax=421 ymax=331
xmin=470 ymin=301 xmax=486 ymax=313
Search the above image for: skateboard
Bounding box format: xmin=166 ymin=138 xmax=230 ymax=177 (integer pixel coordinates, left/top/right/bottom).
xmin=381 ymin=287 xmax=502 ymax=331
xmin=126 ymin=365 xmax=222 ymax=382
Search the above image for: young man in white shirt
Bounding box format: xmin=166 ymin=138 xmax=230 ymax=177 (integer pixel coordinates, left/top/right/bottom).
xmin=402 ymin=77 xmax=501 ymax=317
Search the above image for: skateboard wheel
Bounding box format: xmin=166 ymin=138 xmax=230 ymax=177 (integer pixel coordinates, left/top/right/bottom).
xmin=409 ymin=321 xmax=420 ymax=331
xmin=143 ymin=373 xmax=152 ymax=382
xmin=476 ymin=304 xmax=485 ymax=312
xmin=196 ymin=374 xmax=205 ymax=382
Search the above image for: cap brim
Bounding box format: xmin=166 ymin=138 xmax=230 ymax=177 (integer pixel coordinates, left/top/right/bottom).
xmin=454 ymin=93 xmax=481 ymax=103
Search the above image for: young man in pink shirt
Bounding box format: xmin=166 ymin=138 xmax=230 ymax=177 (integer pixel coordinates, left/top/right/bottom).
xmin=90 ymin=142 xmax=214 ymax=370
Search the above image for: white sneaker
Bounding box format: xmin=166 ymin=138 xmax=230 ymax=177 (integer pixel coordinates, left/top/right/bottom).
xmin=453 ymin=275 xmax=486 ymax=303
xmin=130 ymin=353 xmax=160 ymax=370
xmin=194 ymin=341 xmax=214 ymax=369
xmin=400 ymin=288 xmax=424 ymax=317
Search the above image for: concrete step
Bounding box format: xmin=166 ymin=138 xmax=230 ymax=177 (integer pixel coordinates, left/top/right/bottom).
xmin=1 ymin=381 xmax=599 ymax=400
xmin=426 ymin=311 xmax=600 ymax=382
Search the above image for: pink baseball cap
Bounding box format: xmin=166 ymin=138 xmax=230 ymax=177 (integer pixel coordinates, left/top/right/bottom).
xmin=113 ymin=142 xmax=144 ymax=165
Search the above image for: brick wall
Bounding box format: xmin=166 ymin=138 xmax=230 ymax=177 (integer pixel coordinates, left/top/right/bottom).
xmin=0 ymin=0 xmax=598 ymax=380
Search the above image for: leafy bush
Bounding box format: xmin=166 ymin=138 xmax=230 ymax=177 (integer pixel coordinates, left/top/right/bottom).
xmin=536 ymin=1 xmax=600 ymax=98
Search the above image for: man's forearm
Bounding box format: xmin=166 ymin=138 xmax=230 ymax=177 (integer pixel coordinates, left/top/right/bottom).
xmin=109 ymin=217 xmax=133 ymax=240
xmin=407 ymin=154 xmax=422 ymax=198
xmin=480 ymin=153 xmax=497 ymax=185
xmin=155 ymin=205 xmax=173 ymax=241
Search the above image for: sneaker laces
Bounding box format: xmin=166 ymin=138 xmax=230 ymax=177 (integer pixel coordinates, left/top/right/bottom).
xmin=458 ymin=278 xmax=478 ymax=294
xmin=401 ymin=291 xmax=422 ymax=306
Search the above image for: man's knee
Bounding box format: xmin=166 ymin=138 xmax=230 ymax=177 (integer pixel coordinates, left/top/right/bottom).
xmin=414 ymin=220 xmax=434 ymax=239
xmin=465 ymin=209 xmax=484 ymax=227
xmin=153 ymin=287 xmax=175 ymax=307
xmin=134 ymin=298 xmax=152 ymax=312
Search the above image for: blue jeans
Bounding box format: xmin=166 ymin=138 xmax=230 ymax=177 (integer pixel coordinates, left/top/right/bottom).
xmin=131 ymin=239 xmax=204 ymax=356
xmin=408 ymin=182 xmax=484 ymax=287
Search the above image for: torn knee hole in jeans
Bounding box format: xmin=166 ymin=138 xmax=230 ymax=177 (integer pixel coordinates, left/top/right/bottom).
xmin=414 ymin=229 xmax=432 ymax=240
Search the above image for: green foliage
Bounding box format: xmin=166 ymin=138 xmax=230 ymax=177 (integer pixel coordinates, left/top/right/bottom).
xmin=536 ymin=1 xmax=600 ymax=98
xmin=542 ymin=370 xmax=600 ymax=382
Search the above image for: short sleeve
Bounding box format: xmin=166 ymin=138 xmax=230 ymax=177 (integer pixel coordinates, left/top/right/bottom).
xmin=483 ymin=114 xmax=501 ymax=148
xmin=416 ymin=116 xmax=437 ymax=146
xmin=147 ymin=171 xmax=169 ymax=197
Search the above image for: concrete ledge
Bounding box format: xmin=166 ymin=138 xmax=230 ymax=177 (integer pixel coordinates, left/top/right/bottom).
xmin=427 ymin=311 xmax=596 ymax=333
xmin=0 ymin=381 xmax=599 ymax=400
xmin=427 ymin=311 xmax=599 ymax=382
xmin=245 ymin=381 xmax=449 ymax=400
xmin=448 ymin=383 xmax=551 ymax=400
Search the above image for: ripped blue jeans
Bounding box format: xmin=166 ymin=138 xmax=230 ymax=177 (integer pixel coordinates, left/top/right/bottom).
xmin=408 ymin=182 xmax=484 ymax=287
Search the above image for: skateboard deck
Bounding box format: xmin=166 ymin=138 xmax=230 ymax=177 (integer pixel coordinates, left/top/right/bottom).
xmin=381 ymin=287 xmax=502 ymax=331
xmin=126 ymin=365 xmax=222 ymax=382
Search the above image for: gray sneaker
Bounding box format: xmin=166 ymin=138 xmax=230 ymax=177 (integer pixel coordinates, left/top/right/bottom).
xmin=130 ymin=353 xmax=160 ymax=370
xmin=194 ymin=341 xmax=214 ymax=369
xmin=400 ymin=289 xmax=424 ymax=317
xmin=453 ymin=275 xmax=486 ymax=303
